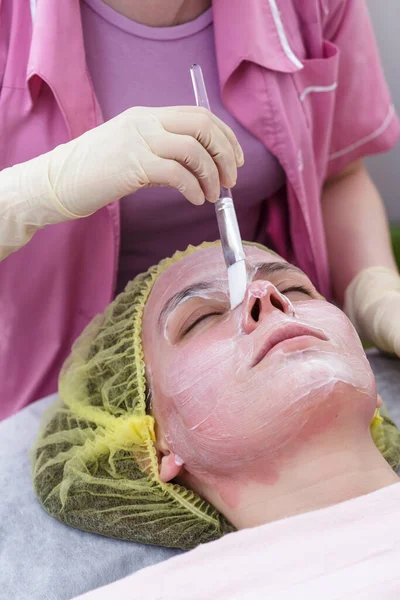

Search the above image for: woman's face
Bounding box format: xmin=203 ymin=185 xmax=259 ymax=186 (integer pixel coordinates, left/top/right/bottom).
xmin=142 ymin=246 xmax=376 ymax=478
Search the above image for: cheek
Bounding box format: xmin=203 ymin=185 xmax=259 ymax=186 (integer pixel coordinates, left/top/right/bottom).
xmin=155 ymin=311 xmax=248 ymax=422
xmin=152 ymin=323 xmax=254 ymax=470
xmin=295 ymin=301 xmax=366 ymax=355
xmin=156 ymin=337 xmax=240 ymax=431
xmin=283 ymin=301 xmax=377 ymax=410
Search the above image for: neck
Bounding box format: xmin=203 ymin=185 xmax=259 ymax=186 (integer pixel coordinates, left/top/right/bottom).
xmin=101 ymin=0 xmax=212 ymax=26
xmin=194 ymin=429 xmax=399 ymax=529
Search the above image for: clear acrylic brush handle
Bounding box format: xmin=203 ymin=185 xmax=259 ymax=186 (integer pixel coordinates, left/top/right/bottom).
xmin=190 ymin=64 xmax=245 ymax=266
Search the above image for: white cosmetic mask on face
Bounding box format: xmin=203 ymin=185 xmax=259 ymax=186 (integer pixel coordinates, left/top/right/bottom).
xmin=144 ymin=248 xmax=377 ymax=480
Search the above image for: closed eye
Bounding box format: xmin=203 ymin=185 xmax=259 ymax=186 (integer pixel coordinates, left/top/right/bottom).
xmin=183 ymin=312 xmax=223 ymax=335
xmin=280 ymin=285 xmax=313 ymax=298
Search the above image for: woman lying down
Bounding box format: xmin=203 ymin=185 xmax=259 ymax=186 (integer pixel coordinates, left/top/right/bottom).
xmin=33 ymin=242 xmax=400 ymax=598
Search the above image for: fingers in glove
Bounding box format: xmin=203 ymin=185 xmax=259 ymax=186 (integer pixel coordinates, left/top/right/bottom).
xmin=147 ymin=131 xmax=220 ymax=202
xmin=160 ymin=108 xmax=241 ymax=189
xmin=143 ymin=155 xmax=206 ymax=205
xmin=166 ymin=106 xmax=244 ymax=166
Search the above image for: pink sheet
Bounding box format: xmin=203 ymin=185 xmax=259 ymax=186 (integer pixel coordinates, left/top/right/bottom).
xmin=74 ymin=482 xmax=400 ymax=599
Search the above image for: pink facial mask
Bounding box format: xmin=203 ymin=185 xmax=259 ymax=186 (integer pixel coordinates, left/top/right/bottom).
xmin=143 ymin=247 xmax=376 ymax=481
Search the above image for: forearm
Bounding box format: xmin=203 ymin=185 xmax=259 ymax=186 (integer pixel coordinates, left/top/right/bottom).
xmin=321 ymin=160 xmax=398 ymax=304
xmin=0 ymin=157 xmax=78 ymax=261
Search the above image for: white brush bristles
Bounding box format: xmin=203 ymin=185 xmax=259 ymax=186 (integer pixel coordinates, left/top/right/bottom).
xmin=228 ymin=260 xmax=247 ymax=310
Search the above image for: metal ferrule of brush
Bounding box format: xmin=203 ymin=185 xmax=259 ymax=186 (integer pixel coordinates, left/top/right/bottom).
xmin=215 ymin=192 xmax=246 ymax=267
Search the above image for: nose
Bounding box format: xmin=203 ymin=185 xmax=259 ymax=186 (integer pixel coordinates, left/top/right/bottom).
xmin=241 ymin=280 xmax=293 ymax=334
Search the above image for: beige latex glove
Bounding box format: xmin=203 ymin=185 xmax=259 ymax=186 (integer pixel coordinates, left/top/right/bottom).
xmin=0 ymin=106 xmax=243 ymax=260
xmin=344 ymin=266 xmax=400 ymax=357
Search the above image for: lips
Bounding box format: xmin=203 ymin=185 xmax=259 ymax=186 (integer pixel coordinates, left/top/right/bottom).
xmin=251 ymin=323 xmax=328 ymax=367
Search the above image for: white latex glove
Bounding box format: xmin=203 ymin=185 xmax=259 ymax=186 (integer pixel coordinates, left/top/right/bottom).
xmin=344 ymin=266 xmax=400 ymax=357
xmin=0 ymin=106 xmax=243 ymax=260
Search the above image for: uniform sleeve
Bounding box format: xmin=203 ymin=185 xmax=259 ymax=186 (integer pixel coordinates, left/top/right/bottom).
xmin=324 ymin=0 xmax=400 ymax=177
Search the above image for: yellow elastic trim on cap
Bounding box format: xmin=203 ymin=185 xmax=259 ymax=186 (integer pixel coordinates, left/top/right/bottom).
xmin=371 ymin=408 xmax=384 ymax=429
xmin=105 ymin=414 xmax=156 ymax=449
xmin=370 ymin=408 xmax=384 ymax=453
xmin=58 ymin=398 xmax=156 ymax=449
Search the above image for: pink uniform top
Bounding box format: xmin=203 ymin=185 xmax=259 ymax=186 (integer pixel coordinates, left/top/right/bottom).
xmin=81 ymin=0 xmax=285 ymax=293
xmin=0 ymin=0 xmax=399 ymax=420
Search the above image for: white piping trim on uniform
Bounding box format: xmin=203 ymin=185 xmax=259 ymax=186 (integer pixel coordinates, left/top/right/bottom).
xmin=300 ymin=82 xmax=337 ymax=102
xmin=268 ymin=0 xmax=303 ymax=70
xmin=329 ymin=105 xmax=395 ymax=161
xmin=30 ymin=0 xmax=36 ymax=23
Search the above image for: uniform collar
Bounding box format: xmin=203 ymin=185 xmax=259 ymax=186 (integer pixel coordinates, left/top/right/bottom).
xmin=26 ymin=0 xmax=303 ymax=138
xmin=27 ymin=0 xmax=101 ymax=138
xmin=213 ymin=0 xmax=304 ymax=89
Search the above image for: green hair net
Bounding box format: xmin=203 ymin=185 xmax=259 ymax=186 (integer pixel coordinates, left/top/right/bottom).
xmin=32 ymin=242 xmax=400 ymax=550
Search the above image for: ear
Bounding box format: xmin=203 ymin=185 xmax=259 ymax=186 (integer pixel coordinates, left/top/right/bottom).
xmin=154 ymin=423 xmax=184 ymax=483
xmin=159 ymin=451 xmax=184 ymax=483
xmin=377 ymin=394 xmax=383 ymax=408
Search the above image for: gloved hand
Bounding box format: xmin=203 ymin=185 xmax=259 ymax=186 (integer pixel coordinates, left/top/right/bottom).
xmin=344 ymin=266 xmax=400 ymax=357
xmin=0 ymin=106 xmax=243 ymax=259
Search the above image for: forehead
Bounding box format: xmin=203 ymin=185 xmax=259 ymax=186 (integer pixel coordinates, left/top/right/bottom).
xmin=146 ymin=246 xmax=286 ymax=314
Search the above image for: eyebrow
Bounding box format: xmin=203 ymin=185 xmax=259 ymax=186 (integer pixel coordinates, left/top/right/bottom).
xmin=250 ymin=261 xmax=306 ymax=279
xmin=157 ymin=262 xmax=308 ymax=330
xmin=158 ymin=281 xmax=215 ymax=330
